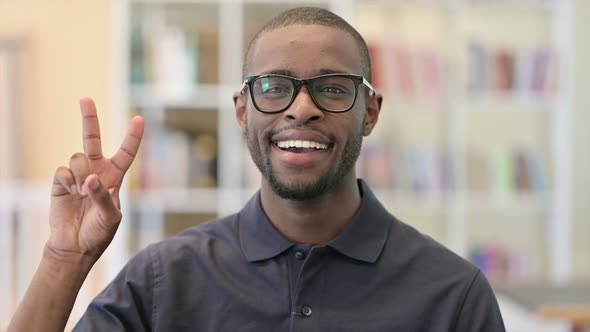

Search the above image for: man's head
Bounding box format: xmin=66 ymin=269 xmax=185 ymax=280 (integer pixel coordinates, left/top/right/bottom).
xmin=234 ymin=7 xmax=382 ymax=201
xmin=243 ymin=7 xmax=372 ymax=82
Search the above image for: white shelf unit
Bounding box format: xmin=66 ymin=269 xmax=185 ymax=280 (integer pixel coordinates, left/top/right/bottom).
xmin=351 ymin=0 xmax=573 ymax=285
xmin=112 ymin=0 xmax=573 ymax=284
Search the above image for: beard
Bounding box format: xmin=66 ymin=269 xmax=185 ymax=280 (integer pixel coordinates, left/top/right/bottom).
xmin=246 ymin=125 xmax=363 ymax=201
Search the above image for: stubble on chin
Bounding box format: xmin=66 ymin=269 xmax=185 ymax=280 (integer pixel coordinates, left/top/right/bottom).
xmin=246 ymin=128 xmax=363 ymax=201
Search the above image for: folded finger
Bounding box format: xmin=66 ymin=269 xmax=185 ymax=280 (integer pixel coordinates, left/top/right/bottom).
xmin=111 ymin=115 xmax=144 ymax=173
xmin=84 ymin=174 xmax=122 ymax=229
xmin=80 ymin=97 xmax=103 ymax=160
xmin=52 ymin=166 xmax=76 ymax=196
xmin=69 ymin=152 xmax=90 ymax=192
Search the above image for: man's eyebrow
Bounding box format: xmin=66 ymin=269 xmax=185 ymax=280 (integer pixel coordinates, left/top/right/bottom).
xmin=317 ymin=69 xmax=350 ymax=75
xmin=258 ymin=69 xmax=354 ymax=77
xmin=260 ymin=69 xmax=294 ymax=76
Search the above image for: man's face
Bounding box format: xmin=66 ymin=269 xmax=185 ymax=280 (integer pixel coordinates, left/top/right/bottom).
xmin=235 ymin=24 xmax=380 ymax=200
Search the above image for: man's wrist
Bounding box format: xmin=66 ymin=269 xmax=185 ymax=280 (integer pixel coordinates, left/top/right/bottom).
xmin=41 ymin=245 xmax=96 ymax=284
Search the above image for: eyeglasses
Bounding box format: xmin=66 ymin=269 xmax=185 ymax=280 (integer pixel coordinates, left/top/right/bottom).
xmin=240 ymin=73 xmax=376 ymax=113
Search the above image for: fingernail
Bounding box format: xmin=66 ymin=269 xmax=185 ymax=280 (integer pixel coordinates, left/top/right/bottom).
xmin=89 ymin=177 xmax=100 ymax=192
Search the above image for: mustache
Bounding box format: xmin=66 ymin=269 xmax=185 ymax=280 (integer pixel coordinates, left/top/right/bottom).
xmin=265 ymin=124 xmax=332 ymax=142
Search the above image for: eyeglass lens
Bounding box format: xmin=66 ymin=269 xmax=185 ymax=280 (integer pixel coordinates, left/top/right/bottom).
xmin=252 ymin=76 xmax=356 ymax=112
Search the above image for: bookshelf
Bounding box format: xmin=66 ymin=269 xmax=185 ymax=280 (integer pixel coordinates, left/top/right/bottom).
xmin=351 ymin=0 xmax=572 ymax=284
xmin=113 ymin=0 xmax=574 ymax=284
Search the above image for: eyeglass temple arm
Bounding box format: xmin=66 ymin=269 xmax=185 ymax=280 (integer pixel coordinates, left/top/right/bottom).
xmin=362 ymin=77 xmax=376 ymax=96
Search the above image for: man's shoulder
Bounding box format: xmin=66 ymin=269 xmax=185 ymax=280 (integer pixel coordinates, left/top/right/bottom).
xmin=359 ymin=180 xmax=479 ymax=277
xmin=176 ymin=213 xmax=240 ymax=242
xmin=145 ymin=213 xmax=243 ymax=263
xmin=386 ymin=215 xmax=479 ymax=278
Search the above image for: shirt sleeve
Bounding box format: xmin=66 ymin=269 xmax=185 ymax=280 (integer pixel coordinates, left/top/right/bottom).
xmin=453 ymin=270 xmax=506 ymax=332
xmin=73 ymin=246 xmax=156 ymax=332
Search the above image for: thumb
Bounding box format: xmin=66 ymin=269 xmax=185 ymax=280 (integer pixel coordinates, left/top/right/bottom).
xmin=84 ymin=174 xmax=122 ymax=227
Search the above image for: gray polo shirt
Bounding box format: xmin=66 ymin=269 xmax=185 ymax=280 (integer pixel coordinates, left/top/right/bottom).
xmin=75 ymin=180 xmax=505 ymax=331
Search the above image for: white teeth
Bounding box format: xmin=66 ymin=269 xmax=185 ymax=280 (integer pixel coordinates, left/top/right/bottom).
xmin=276 ymin=140 xmax=328 ymax=150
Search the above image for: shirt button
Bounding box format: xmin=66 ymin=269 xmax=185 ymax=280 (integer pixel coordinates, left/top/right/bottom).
xmin=295 ymin=251 xmax=305 ymax=260
xmin=301 ymin=306 xmax=312 ymax=317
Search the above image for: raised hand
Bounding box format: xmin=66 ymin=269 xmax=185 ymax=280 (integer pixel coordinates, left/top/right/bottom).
xmin=7 ymin=98 xmax=144 ymax=332
xmin=46 ymin=97 xmax=144 ymax=264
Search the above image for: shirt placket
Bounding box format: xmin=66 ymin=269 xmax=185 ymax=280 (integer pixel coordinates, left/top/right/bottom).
xmin=289 ymin=245 xmax=326 ymax=332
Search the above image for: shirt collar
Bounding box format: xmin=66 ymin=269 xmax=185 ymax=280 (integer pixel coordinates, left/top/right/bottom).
xmin=238 ymin=179 xmax=392 ymax=263
xmin=238 ymin=192 xmax=294 ymax=262
xmin=326 ymin=179 xmax=392 ymax=263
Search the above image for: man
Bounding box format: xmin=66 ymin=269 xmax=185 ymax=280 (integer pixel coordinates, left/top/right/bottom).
xmin=8 ymin=7 xmax=505 ymax=332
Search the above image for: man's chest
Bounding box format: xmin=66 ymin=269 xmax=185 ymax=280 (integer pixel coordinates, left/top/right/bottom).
xmin=153 ymin=247 xmax=462 ymax=332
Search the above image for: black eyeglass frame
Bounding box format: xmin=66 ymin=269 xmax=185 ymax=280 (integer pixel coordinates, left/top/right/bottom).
xmin=240 ymin=73 xmax=376 ymax=114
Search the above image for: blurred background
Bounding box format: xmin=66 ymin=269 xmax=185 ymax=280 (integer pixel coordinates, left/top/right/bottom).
xmin=1 ymin=0 xmax=589 ymax=331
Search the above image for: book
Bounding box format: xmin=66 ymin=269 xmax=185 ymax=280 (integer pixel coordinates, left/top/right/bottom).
xmin=492 ymin=49 xmax=515 ymax=94
xmin=492 ymin=149 xmax=515 ymax=198
xmin=189 ymin=133 xmax=217 ymax=188
xmin=391 ymin=45 xmax=416 ymax=99
xmin=513 ymin=150 xmax=533 ymax=192
xmin=467 ymin=149 xmax=491 ymax=193
xmin=469 ymin=42 xmax=487 ymax=96
xmin=360 ymin=143 xmax=396 ymax=189
xmin=368 ymin=44 xmax=387 ymax=92
xmin=527 ymin=151 xmax=549 ymax=194
xmin=469 ymin=43 xmax=558 ymax=98
xmin=152 ymin=26 xmax=197 ymax=99
xmin=415 ymin=49 xmax=444 ymax=101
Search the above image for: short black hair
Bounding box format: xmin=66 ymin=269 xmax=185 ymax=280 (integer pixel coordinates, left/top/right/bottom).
xmin=243 ymin=7 xmax=372 ymax=82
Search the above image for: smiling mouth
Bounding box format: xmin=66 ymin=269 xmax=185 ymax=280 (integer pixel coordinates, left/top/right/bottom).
xmin=274 ymin=140 xmax=329 ymax=153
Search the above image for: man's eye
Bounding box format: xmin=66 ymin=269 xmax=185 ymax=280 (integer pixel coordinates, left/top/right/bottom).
xmin=263 ymin=86 xmax=290 ymax=94
xmin=317 ymin=85 xmax=349 ymax=95
xmin=321 ymin=86 xmax=344 ymax=94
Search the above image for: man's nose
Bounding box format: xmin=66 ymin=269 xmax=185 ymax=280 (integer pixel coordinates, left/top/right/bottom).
xmin=282 ymin=87 xmax=324 ymax=123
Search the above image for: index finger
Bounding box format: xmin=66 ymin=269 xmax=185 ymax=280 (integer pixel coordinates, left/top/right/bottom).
xmin=111 ymin=115 xmax=145 ymax=173
xmin=80 ymin=97 xmax=103 ymax=160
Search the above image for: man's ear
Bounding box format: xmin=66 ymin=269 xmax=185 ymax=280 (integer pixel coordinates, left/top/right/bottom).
xmin=233 ymin=92 xmax=247 ymax=135
xmin=363 ymin=93 xmax=383 ymax=136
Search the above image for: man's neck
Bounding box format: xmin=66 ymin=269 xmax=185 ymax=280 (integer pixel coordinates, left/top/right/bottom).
xmin=259 ymin=177 xmax=362 ymax=246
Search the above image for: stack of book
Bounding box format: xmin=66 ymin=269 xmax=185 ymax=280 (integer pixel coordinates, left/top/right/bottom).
xmin=369 ymin=43 xmax=445 ymax=102
xmin=469 ymin=42 xmax=558 ymax=99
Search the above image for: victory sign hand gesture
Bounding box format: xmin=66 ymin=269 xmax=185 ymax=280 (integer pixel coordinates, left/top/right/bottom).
xmin=7 ymin=98 xmax=144 ymax=332
xmin=46 ymin=97 xmax=144 ymax=264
